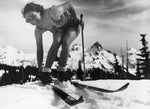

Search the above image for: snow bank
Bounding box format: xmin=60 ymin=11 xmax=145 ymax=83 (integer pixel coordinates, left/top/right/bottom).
xmin=0 ymin=80 xmax=150 ymax=109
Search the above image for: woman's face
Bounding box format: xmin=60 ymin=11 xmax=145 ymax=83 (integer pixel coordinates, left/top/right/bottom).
xmin=24 ymin=11 xmax=41 ymax=25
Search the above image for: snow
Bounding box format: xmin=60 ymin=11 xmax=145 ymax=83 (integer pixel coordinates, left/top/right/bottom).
xmin=128 ymin=47 xmax=142 ymax=75
xmin=0 ymin=80 xmax=150 ymax=109
xmin=0 ymin=45 xmax=37 ymax=67
xmin=0 ymin=70 xmax=5 ymax=77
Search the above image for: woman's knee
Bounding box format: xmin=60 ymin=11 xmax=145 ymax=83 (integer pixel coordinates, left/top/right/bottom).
xmin=53 ymin=37 xmax=62 ymax=47
xmin=51 ymin=41 xmax=61 ymax=50
xmin=62 ymin=31 xmax=77 ymax=46
xmin=53 ymin=30 xmax=63 ymax=44
xmin=62 ymin=42 xmax=70 ymax=50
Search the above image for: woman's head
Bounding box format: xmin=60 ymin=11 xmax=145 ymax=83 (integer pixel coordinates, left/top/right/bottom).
xmin=22 ymin=2 xmax=44 ymax=17
xmin=22 ymin=2 xmax=44 ymax=25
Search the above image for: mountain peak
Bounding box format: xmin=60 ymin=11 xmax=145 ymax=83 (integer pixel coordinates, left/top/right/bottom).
xmin=128 ymin=47 xmax=140 ymax=55
xmin=90 ymin=41 xmax=103 ymax=50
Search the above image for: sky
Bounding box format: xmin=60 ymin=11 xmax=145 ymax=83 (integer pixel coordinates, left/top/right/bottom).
xmin=0 ymin=0 xmax=150 ymax=54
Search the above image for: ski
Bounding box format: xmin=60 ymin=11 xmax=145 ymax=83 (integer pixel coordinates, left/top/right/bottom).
xmin=36 ymin=72 xmax=84 ymax=106
xmin=71 ymin=81 xmax=129 ymax=93
xmin=52 ymin=85 xmax=84 ymax=106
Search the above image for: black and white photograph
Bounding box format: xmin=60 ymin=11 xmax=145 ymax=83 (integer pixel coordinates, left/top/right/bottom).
xmin=0 ymin=0 xmax=150 ymax=109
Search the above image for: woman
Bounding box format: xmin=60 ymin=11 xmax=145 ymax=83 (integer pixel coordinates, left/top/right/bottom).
xmin=22 ymin=2 xmax=80 ymax=82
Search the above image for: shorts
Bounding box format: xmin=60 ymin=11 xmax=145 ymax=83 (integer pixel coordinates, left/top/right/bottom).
xmin=54 ymin=18 xmax=80 ymax=35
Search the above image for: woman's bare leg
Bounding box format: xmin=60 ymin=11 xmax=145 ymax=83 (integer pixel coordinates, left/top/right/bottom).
xmin=58 ymin=28 xmax=79 ymax=71
xmin=45 ymin=31 xmax=62 ymax=68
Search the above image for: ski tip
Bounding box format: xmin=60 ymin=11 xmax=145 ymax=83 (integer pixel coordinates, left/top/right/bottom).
xmin=126 ymin=82 xmax=130 ymax=86
xmin=117 ymin=82 xmax=130 ymax=92
xmin=67 ymin=96 xmax=84 ymax=106
xmin=77 ymin=96 xmax=84 ymax=104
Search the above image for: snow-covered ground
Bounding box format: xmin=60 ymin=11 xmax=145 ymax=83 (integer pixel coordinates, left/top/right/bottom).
xmin=0 ymin=80 xmax=150 ymax=109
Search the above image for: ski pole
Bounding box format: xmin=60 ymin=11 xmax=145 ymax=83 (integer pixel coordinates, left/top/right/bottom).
xmin=80 ymin=14 xmax=86 ymax=79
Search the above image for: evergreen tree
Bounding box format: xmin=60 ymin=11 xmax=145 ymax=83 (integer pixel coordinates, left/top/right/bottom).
xmin=136 ymin=60 xmax=141 ymax=79
xmin=113 ymin=53 xmax=124 ymax=79
xmin=137 ymin=34 xmax=150 ymax=79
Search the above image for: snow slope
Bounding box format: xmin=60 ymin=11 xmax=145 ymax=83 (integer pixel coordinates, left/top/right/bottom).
xmin=0 ymin=80 xmax=150 ymax=109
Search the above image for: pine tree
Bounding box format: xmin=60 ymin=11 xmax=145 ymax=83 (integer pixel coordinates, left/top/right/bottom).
xmin=136 ymin=60 xmax=141 ymax=79
xmin=113 ymin=53 xmax=124 ymax=79
xmin=137 ymin=34 xmax=150 ymax=79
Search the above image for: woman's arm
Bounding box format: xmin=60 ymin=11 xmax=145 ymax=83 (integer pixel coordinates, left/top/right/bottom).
xmin=50 ymin=2 xmax=77 ymax=20
xmin=34 ymin=27 xmax=45 ymax=71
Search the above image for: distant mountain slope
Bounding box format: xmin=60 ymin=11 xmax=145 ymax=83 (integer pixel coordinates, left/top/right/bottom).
xmin=0 ymin=43 xmax=140 ymax=75
xmin=0 ymin=45 xmax=36 ymax=67
xmin=68 ymin=42 xmax=122 ymax=73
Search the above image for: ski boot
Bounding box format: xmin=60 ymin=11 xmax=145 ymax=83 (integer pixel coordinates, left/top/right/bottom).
xmin=57 ymin=71 xmax=66 ymax=82
xmin=37 ymin=71 xmax=52 ymax=85
xmin=53 ymin=70 xmax=69 ymax=85
xmin=37 ymin=72 xmax=52 ymax=85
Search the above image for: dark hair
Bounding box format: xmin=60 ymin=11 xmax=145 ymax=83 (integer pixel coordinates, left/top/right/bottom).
xmin=22 ymin=2 xmax=45 ymax=17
